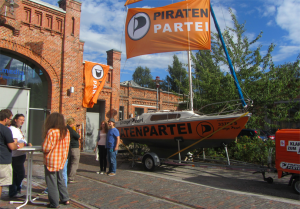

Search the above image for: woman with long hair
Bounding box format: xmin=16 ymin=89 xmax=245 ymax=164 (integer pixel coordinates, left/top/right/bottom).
xmin=9 ymin=114 xmax=31 ymax=198
xmin=42 ymin=113 xmax=70 ymax=208
xmin=94 ymin=121 xmax=108 ymax=174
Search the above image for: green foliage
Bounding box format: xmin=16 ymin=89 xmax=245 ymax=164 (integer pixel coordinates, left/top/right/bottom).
xmin=132 ymin=66 xmax=156 ymax=88
xmin=198 ymin=137 xmax=275 ymax=165
xmin=191 ymin=8 xmax=300 ymax=129
xmin=164 ymin=55 xmax=189 ymax=94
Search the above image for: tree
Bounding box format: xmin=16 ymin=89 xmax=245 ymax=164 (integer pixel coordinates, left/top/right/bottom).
xmin=132 ymin=66 xmax=155 ymax=88
xmin=192 ymin=8 xmax=300 ymax=129
xmin=165 ymin=55 xmax=189 ymax=94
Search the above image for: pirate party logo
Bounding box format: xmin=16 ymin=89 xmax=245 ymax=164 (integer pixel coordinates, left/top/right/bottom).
xmin=127 ymin=12 xmax=150 ymax=40
xmin=92 ymin=65 xmax=104 ymax=80
xmin=196 ymin=121 xmax=214 ymax=137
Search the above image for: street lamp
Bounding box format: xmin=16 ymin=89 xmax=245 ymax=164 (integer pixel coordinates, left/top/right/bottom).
xmin=153 ymin=76 xmax=162 ymax=111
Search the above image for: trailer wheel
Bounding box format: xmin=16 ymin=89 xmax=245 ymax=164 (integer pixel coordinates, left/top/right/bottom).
xmin=267 ymin=177 xmax=273 ymax=184
xmin=143 ymin=155 xmax=155 ymax=171
xmin=292 ymin=178 xmax=300 ymax=194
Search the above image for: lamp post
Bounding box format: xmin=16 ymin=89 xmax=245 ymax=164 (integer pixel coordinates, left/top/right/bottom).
xmin=153 ymin=76 xmax=162 ymax=111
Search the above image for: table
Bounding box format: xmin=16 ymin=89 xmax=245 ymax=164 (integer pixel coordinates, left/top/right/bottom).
xmin=9 ymin=146 xmax=47 ymax=208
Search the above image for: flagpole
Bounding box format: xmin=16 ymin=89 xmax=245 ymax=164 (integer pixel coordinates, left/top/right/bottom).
xmin=185 ymin=0 xmax=193 ymax=111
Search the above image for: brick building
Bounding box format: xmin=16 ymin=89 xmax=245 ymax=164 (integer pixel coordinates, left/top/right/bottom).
xmin=0 ymin=0 xmax=181 ymax=149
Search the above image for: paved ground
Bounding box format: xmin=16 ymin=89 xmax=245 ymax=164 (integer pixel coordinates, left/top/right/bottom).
xmin=0 ymin=152 xmax=299 ymax=209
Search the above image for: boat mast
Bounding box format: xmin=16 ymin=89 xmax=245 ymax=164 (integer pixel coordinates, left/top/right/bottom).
xmin=210 ymin=4 xmax=247 ymax=108
xmin=188 ymin=51 xmax=193 ymax=111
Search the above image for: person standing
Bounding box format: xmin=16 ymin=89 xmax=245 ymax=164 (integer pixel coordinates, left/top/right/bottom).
xmin=106 ymin=118 xmax=120 ymax=176
xmin=42 ymin=112 xmax=70 ymax=208
xmin=94 ymin=121 xmax=108 ymax=174
xmin=66 ymin=118 xmax=81 ymax=183
xmin=9 ymin=114 xmax=32 ymax=198
xmin=0 ymin=109 xmax=24 ymax=199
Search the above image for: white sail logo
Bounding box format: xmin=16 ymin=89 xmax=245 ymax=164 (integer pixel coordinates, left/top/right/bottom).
xmin=127 ymin=12 xmax=150 ymax=40
xmin=92 ymin=65 xmax=104 ymax=80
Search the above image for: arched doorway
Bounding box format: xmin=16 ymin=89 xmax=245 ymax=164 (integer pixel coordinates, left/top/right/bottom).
xmin=0 ymin=51 xmax=49 ymax=145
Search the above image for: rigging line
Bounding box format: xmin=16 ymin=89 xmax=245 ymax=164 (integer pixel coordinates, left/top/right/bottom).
xmin=120 ymin=6 xmax=128 ymax=51
xmin=218 ymin=4 xmax=251 ymax=101
xmin=120 ymin=6 xmax=129 ymax=80
xmin=229 ymin=74 xmax=251 ymax=100
xmin=220 ymin=3 xmax=227 ymax=29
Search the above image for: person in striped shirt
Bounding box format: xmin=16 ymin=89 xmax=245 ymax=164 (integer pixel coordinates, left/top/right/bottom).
xmin=42 ymin=113 xmax=70 ymax=208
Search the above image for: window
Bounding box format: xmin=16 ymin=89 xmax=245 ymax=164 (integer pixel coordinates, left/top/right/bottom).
xmin=135 ymin=108 xmax=144 ymax=117
xmin=24 ymin=8 xmax=31 ymax=23
xmin=46 ymin=15 xmax=52 ymax=29
xmin=119 ymin=106 xmax=124 ymax=121
xmin=71 ymin=17 xmax=75 ymax=35
xmin=150 ymin=114 xmax=181 ymax=121
xmin=35 ymin=11 xmax=42 ymax=26
xmin=107 ymin=73 xmax=110 ymax=83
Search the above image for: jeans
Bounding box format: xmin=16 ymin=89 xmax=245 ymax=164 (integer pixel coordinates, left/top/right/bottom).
xmin=9 ymin=154 xmax=26 ymax=197
xmin=62 ymin=159 xmax=68 ymax=186
xmin=98 ymin=145 xmax=107 ymax=172
xmin=107 ymin=149 xmax=118 ymax=174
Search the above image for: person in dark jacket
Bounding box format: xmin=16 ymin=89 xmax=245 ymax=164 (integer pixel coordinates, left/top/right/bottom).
xmin=66 ymin=118 xmax=81 ymax=183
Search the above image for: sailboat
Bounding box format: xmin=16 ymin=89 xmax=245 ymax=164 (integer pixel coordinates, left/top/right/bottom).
xmin=116 ymin=0 xmax=251 ymax=159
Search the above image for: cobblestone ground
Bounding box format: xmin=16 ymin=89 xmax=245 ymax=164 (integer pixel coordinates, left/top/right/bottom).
xmin=0 ymin=152 xmax=299 ymax=209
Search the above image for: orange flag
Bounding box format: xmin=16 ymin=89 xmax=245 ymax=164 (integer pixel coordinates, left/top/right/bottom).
xmin=83 ymin=61 xmax=109 ymax=108
xmin=125 ymin=0 xmax=210 ymax=59
xmin=124 ymin=0 xmax=142 ymax=6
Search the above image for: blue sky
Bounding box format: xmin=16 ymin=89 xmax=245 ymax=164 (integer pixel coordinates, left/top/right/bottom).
xmin=43 ymin=0 xmax=300 ymax=82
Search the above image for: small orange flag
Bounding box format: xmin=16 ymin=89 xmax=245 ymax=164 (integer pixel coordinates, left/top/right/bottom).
xmin=124 ymin=0 xmax=142 ymax=6
xmin=83 ymin=61 xmax=109 ymax=108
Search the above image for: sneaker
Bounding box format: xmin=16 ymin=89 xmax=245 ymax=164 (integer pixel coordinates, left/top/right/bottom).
xmin=100 ymin=172 xmax=104 ymax=174
xmin=108 ymin=173 xmax=116 ymax=176
xmin=96 ymin=171 xmax=100 ymax=174
xmin=13 ymin=193 xmax=25 ymax=198
xmin=68 ymin=180 xmax=76 ymax=184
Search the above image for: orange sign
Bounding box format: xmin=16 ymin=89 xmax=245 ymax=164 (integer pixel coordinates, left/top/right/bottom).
xmin=125 ymin=0 xmax=210 ymax=59
xmin=124 ymin=0 xmax=142 ymax=6
xmin=83 ymin=61 xmax=109 ymax=108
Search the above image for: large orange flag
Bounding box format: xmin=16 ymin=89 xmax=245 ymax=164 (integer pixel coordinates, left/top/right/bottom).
xmin=124 ymin=0 xmax=142 ymax=6
xmin=83 ymin=61 xmax=109 ymax=108
xmin=125 ymin=0 xmax=210 ymax=59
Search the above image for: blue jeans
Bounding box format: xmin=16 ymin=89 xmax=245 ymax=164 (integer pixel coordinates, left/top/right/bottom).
xmin=62 ymin=159 xmax=68 ymax=187
xmin=107 ymin=149 xmax=118 ymax=174
xmin=9 ymin=154 xmax=26 ymax=197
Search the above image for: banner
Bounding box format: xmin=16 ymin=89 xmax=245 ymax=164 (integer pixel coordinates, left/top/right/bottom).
xmin=124 ymin=0 xmax=142 ymax=6
xmin=83 ymin=61 xmax=109 ymax=108
xmin=125 ymin=0 xmax=210 ymax=59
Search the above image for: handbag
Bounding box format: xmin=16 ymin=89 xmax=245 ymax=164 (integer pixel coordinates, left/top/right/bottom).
xmin=95 ymin=146 xmax=99 ymax=161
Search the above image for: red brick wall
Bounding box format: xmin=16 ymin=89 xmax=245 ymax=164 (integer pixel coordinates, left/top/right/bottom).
xmin=0 ymin=0 xmax=85 ymax=125
xmin=0 ymin=0 xmax=181 ymax=127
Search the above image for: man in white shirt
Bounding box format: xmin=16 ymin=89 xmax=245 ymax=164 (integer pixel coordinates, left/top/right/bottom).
xmin=9 ymin=113 xmax=31 ymax=198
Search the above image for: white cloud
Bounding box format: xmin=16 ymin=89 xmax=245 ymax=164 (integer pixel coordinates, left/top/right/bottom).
xmin=272 ymin=45 xmax=300 ymax=62
xmin=275 ymin=0 xmax=300 ymax=44
xmin=262 ymin=5 xmax=276 ymax=16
